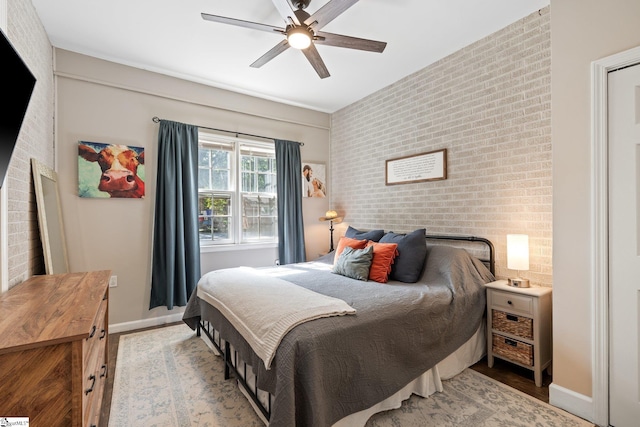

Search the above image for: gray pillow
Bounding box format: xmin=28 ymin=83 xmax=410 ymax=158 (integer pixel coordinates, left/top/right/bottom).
xmin=332 ymin=245 xmax=374 ymax=281
xmin=345 ymin=226 xmax=385 ymax=242
xmin=379 ymin=228 xmax=427 ymax=283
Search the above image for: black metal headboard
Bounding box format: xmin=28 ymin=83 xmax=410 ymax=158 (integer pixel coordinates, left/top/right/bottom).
xmin=425 ymin=234 xmax=495 ymax=275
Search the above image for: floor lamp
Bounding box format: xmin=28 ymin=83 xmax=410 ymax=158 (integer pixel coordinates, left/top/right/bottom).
xmin=319 ymin=210 xmax=343 ymax=252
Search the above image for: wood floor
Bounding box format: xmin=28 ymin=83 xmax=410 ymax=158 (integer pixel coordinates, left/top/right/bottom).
xmin=470 ymin=356 xmax=551 ymax=402
xmin=99 ymin=323 xmax=552 ymax=425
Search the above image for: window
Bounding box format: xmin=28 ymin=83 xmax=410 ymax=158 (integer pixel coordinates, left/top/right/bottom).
xmin=197 ymin=132 xmax=278 ymax=246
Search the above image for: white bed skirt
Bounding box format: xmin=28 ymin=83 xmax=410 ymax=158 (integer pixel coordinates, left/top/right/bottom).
xmin=201 ymin=321 xmax=486 ymax=426
xmin=333 ymin=321 xmax=486 ymax=426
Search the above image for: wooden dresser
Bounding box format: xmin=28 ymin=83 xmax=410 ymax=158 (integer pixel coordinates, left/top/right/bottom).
xmin=0 ymin=270 xmax=110 ymax=427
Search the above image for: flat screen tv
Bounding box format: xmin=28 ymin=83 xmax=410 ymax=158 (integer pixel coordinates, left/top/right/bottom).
xmin=0 ymin=28 xmax=36 ymax=189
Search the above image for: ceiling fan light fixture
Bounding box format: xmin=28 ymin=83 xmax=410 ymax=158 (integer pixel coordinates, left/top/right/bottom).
xmin=201 ymin=0 xmax=387 ymax=79
xmin=287 ymin=26 xmax=312 ymax=49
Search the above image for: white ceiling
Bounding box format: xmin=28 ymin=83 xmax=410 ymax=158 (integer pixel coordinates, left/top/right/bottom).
xmin=31 ymin=0 xmax=550 ymax=113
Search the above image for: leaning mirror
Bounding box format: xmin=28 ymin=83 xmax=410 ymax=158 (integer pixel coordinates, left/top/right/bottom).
xmin=31 ymin=158 xmax=69 ymax=274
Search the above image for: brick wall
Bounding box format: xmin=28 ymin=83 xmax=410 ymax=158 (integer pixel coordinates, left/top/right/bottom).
xmin=5 ymin=1 xmax=54 ymax=287
xmin=330 ymin=8 xmax=551 ymax=286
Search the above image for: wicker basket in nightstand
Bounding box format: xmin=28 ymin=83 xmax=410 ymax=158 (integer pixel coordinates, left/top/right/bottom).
xmin=492 ymin=309 xmax=533 ymax=340
xmin=492 ymin=334 xmax=534 ymax=366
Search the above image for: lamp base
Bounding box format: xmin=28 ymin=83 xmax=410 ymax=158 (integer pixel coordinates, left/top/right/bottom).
xmin=508 ymin=277 xmax=530 ymax=288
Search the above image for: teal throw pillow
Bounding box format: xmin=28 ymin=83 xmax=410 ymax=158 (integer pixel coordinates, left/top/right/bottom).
xmin=332 ymin=245 xmax=374 ymax=281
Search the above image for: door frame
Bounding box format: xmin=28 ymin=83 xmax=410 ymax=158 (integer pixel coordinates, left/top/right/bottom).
xmin=592 ymin=45 xmax=640 ymax=427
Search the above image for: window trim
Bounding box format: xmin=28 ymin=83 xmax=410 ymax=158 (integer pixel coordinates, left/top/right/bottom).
xmin=200 ymin=241 xmax=278 ymax=253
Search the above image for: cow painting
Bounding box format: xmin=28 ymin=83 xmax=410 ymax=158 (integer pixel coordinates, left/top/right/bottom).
xmin=78 ymin=141 xmax=145 ymax=198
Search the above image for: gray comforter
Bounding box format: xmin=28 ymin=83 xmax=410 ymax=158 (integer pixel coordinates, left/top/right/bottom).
xmin=183 ymin=244 xmax=494 ymax=427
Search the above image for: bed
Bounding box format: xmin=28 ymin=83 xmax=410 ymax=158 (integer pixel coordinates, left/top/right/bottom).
xmin=183 ymin=233 xmax=496 ymax=427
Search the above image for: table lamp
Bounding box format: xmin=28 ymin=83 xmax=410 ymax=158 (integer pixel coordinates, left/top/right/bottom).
xmin=507 ymin=234 xmax=530 ymax=287
xmin=319 ymin=210 xmax=343 ymax=252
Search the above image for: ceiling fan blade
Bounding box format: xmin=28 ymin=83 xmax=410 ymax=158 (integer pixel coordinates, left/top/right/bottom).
xmin=301 ymin=43 xmax=330 ymax=79
xmin=250 ymin=40 xmax=291 ymax=68
xmin=271 ymin=0 xmax=299 ymax=25
xmin=315 ymin=31 xmax=386 ymax=53
xmin=305 ymin=0 xmax=360 ymax=30
xmin=201 ymin=13 xmax=284 ymax=34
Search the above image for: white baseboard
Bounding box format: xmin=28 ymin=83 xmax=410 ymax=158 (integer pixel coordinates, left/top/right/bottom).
xmin=109 ymin=312 xmax=185 ymax=334
xmin=549 ymin=382 xmax=597 ymax=425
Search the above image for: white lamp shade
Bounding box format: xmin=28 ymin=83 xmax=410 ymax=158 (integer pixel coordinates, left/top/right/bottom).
xmin=324 ymin=210 xmax=338 ymax=219
xmin=507 ymin=234 xmax=529 ymax=271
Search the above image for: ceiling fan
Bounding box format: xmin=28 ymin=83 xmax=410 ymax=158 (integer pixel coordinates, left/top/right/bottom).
xmin=201 ymin=0 xmax=387 ymax=79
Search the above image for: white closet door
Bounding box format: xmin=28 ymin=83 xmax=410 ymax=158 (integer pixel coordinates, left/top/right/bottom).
xmin=609 ymin=61 xmax=640 ymax=427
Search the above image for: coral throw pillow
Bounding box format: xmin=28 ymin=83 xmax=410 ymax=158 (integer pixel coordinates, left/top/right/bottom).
xmin=334 ymin=237 xmax=368 ymax=264
xmin=365 ymin=240 xmax=399 ymax=283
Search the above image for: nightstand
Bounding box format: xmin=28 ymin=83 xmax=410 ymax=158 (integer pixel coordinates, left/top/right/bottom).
xmin=485 ymin=279 xmax=552 ymax=387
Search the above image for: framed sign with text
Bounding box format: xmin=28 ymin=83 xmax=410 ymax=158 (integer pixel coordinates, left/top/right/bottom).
xmin=385 ymin=148 xmax=447 ymax=185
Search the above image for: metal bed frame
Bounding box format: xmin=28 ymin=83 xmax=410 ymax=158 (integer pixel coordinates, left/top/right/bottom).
xmin=196 ymin=234 xmax=495 ymax=422
xmin=197 ymin=320 xmax=272 ymax=420
xmin=425 ymin=234 xmax=495 ymax=275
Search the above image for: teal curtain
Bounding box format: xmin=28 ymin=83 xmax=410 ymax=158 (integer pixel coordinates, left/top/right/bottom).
xmin=275 ymin=139 xmax=306 ymax=264
xmin=150 ymin=120 xmax=201 ymax=309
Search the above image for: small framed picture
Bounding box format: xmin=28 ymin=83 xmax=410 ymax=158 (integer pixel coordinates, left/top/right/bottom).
xmin=302 ymin=162 xmax=327 ymax=198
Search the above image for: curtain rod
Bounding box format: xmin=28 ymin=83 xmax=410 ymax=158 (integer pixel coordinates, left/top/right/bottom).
xmin=152 ymin=117 xmax=304 ymax=146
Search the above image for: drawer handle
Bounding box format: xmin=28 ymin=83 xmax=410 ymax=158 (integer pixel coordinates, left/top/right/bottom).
xmin=87 ymin=325 xmax=96 ymax=339
xmin=507 ymin=300 xmax=513 ymax=305
xmin=100 ymin=364 xmax=107 ymax=378
xmin=506 ymin=314 xmax=518 ymax=322
xmin=504 ymin=338 xmax=518 ymax=347
xmin=100 ymin=329 xmax=106 ymax=339
xmin=85 ymin=374 xmax=96 ymax=395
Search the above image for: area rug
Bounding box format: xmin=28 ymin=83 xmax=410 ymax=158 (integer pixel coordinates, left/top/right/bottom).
xmin=108 ymin=324 xmax=593 ymax=427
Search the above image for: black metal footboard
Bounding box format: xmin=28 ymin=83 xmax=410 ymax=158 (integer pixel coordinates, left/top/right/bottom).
xmin=196 ymin=319 xmax=272 ymax=421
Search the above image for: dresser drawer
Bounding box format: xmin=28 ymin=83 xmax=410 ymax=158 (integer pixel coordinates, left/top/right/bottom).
xmin=492 ymin=309 xmax=533 ymax=340
xmin=491 ymin=290 xmax=533 ymax=315
xmin=492 ymin=333 xmax=533 ymax=366
xmin=84 ymin=359 xmax=107 ymax=427
xmin=82 ymin=293 xmax=108 ymax=426
xmin=84 ymin=297 xmax=108 ymax=367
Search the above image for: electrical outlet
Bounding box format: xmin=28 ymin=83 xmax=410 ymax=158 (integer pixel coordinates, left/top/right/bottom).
xmin=109 ymin=275 xmax=117 ymax=287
